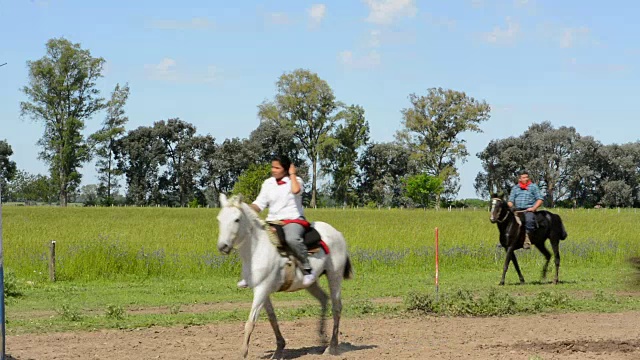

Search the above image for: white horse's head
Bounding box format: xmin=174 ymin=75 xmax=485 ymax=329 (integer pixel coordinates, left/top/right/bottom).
xmin=216 ymin=193 xmax=245 ymax=255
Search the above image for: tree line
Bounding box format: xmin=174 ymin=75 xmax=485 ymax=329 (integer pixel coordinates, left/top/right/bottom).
xmin=1 ymin=38 xmax=638 ymax=208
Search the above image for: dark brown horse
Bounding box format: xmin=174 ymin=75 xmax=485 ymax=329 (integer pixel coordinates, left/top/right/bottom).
xmin=489 ymin=194 xmax=568 ymax=285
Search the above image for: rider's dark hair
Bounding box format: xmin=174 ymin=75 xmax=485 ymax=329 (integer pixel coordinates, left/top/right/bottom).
xmin=271 ymin=154 xmax=292 ymax=175
xmin=519 ymin=170 xmax=529 ymax=176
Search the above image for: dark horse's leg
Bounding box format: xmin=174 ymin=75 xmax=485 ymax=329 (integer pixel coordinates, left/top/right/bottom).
xmin=534 ymin=240 xmax=552 ymax=282
xmin=550 ymin=239 xmax=561 ymax=284
xmin=500 ymin=245 xmax=525 ymax=285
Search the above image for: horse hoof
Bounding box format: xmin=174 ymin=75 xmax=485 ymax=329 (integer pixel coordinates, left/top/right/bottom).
xmin=499 ymin=281 xmax=505 ymax=286
xmin=323 ymin=346 xmax=340 ymax=356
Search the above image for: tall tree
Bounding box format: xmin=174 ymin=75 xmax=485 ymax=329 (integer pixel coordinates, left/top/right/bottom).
xmin=231 ymin=163 xmax=272 ymax=203
xmin=520 ymin=122 xmax=582 ymax=206
xmin=0 ymin=140 xmax=17 ymax=200
xmin=396 ymin=88 xmax=490 ymax=207
xmin=5 ymin=170 xmax=56 ymax=204
xmin=20 ymin=38 xmax=105 ymax=206
xmin=153 ymin=119 xmax=205 ymax=207
xmin=358 ymin=142 xmax=415 ymax=207
xmin=118 ymin=126 xmax=164 ymax=206
xmin=474 ymin=137 xmax=526 ymax=198
xmin=258 ymin=69 xmax=340 ymax=207
xmin=90 ymin=83 xmax=130 ymax=205
xmin=321 ymin=105 xmax=370 ymax=206
xmin=200 ymin=137 xmax=254 ymax=206
xmin=404 ymin=173 xmax=443 ymax=208
xmin=247 ymin=120 xmax=302 ymax=163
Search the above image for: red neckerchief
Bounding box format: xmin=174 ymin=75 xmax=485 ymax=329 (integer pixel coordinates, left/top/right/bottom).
xmin=519 ymin=180 xmax=532 ymax=190
xmin=276 ymin=178 xmax=287 ymax=185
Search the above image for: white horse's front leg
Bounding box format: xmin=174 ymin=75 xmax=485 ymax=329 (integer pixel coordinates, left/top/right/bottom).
xmin=241 ymin=288 xmax=269 ymax=359
xmin=264 ymin=297 xmax=286 ymax=359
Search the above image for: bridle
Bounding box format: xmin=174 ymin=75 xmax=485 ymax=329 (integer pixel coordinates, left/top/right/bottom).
xmin=491 ymin=198 xmax=511 ymax=223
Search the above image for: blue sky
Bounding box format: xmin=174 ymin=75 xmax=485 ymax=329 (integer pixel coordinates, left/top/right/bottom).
xmin=1 ymin=0 xmax=638 ymax=199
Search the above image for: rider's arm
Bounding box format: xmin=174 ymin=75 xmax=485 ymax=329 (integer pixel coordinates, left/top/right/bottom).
xmin=290 ymin=175 xmax=301 ymax=195
xmin=507 ymin=186 xmax=517 ymax=208
xmin=289 ymin=164 xmax=301 ymax=195
xmin=251 ymin=179 xmax=269 ymax=213
xmin=531 ymin=199 xmax=543 ymax=211
xmin=530 ymin=185 xmax=544 ymax=211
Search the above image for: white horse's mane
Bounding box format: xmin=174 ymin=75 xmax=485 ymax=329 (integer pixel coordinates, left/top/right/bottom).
xmin=227 ymin=195 xmax=263 ymax=228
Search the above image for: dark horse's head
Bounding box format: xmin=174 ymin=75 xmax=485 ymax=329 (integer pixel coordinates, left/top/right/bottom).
xmin=489 ymin=193 xmax=510 ymax=224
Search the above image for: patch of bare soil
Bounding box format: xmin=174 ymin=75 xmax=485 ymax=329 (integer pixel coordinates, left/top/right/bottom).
xmin=7 ymin=311 xmax=640 ymax=359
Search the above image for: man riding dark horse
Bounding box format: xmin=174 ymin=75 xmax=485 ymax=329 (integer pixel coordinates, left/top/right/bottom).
xmin=508 ymin=170 xmax=544 ymax=249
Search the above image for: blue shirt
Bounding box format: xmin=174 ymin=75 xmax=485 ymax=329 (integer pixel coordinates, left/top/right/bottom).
xmin=509 ymin=183 xmax=544 ymax=209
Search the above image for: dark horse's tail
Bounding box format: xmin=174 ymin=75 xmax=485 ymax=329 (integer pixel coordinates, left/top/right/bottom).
xmin=554 ymin=213 xmax=568 ymax=240
xmin=344 ymin=256 xmax=354 ymax=280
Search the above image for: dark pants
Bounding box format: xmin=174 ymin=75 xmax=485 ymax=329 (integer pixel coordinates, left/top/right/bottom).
xmin=517 ymin=208 xmax=536 ymax=233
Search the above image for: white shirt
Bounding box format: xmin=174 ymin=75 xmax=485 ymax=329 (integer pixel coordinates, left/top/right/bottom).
xmin=252 ymin=176 xmax=305 ymax=221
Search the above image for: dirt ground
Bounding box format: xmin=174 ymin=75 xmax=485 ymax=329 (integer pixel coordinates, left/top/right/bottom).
xmin=7 ymin=311 xmax=640 ymax=360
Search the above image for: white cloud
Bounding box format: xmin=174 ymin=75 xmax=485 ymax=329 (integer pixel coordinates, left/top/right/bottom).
xmin=482 ymin=17 xmax=520 ymax=45
xmin=102 ymin=61 xmax=112 ymax=77
xmin=470 ymin=0 xmax=484 ymax=9
xmin=514 ymin=0 xmax=534 ymax=8
xmin=308 ymin=4 xmax=327 ymax=27
xmin=144 ymin=58 xmax=219 ymax=83
xmin=559 ymin=26 xmax=590 ymax=48
xmin=368 ymin=30 xmax=382 ymax=47
xmin=144 ymin=58 xmax=178 ymax=81
xmin=363 ymin=0 xmax=417 ymax=25
xmin=565 ymin=57 xmax=628 ymax=74
xmin=265 ymin=12 xmax=292 ymax=25
xmin=425 ymin=12 xmax=456 ymax=31
xmin=338 ymin=50 xmax=381 ymax=69
xmin=537 ymin=23 xmax=598 ymax=49
xmin=149 ymin=17 xmax=215 ymax=30
xmin=31 ymin=0 xmax=49 ymax=8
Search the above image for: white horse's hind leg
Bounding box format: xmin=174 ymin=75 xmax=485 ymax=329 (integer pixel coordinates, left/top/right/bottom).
xmin=324 ymin=271 xmax=343 ymax=355
xmin=263 ymin=297 xmax=286 ymax=359
xmin=241 ymin=288 xmax=269 ymax=359
xmin=305 ymin=282 xmax=329 ymax=345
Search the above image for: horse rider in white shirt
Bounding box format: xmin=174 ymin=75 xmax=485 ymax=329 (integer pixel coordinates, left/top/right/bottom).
xmin=237 ymin=155 xmax=316 ymax=288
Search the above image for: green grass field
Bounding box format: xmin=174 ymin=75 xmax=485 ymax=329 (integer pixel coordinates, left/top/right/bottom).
xmin=2 ymin=206 xmax=640 ymax=334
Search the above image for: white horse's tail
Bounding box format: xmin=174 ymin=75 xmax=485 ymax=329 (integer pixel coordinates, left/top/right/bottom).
xmin=344 ymin=256 xmax=354 ymax=280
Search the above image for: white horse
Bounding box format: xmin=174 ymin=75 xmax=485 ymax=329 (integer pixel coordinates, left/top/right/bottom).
xmin=216 ymin=194 xmax=353 ymax=359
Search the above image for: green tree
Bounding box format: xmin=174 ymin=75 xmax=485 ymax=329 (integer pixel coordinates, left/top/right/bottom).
xmin=403 ymin=173 xmax=443 ymax=208
xmin=200 ymin=137 xmax=254 ymax=207
xmin=5 ymin=170 xmax=56 ymax=203
xmin=0 ymin=140 xmax=17 ymax=200
xmin=396 ymin=88 xmax=490 ymax=207
xmin=358 ymin=142 xmax=415 ymax=207
xmin=258 ymin=69 xmax=341 ymax=208
xmin=322 ymin=105 xmax=370 ymax=206
xmin=20 ymin=38 xmax=105 ymax=206
xmin=601 ymin=180 xmax=633 ymax=208
xmin=89 ymin=83 xmax=130 ymax=206
xmin=153 ymin=119 xmax=205 ymax=207
xmin=231 ymin=163 xmax=271 ymax=203
xmin=118 ymin=126 xmax=164 ymax=206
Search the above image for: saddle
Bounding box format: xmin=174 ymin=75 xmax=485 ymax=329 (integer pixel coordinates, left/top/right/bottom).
xmin=514 ymin=211 xmax=545 ymax=229
xmin=265 ymin=221 xmax=329 ymax=256
xmin=263 ymin=220 xmax=329 ymax=292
